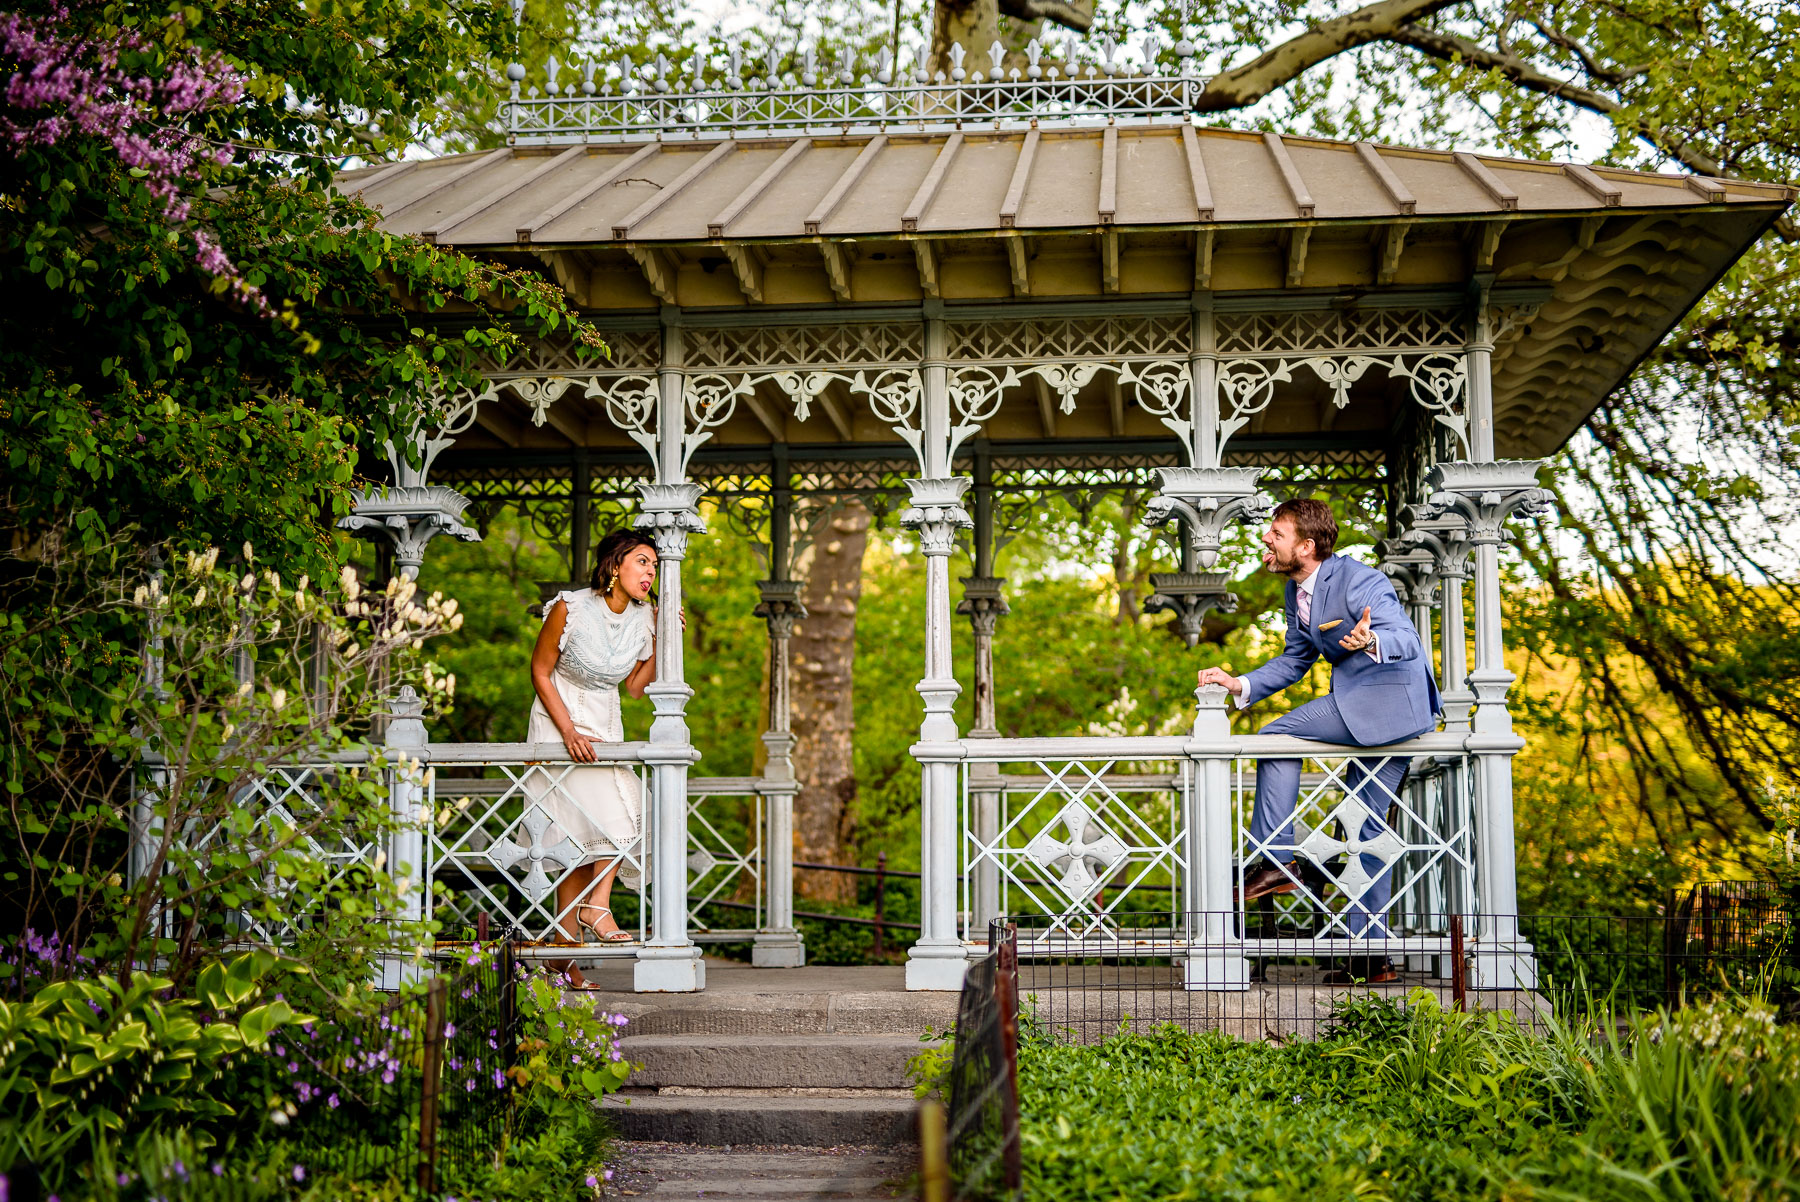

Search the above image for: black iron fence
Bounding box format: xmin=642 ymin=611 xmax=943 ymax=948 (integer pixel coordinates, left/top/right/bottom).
xmin=944 ymin=921 xmax=1022 ymax=1202
xmin=988 ymin=903 xmax=1794 ymax=1044
xmin=269 ymin=942 xmax=520 ymax=1192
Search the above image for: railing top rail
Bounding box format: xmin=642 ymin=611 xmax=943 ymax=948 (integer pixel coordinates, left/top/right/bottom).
xmin=423 ymin=741 xmax=652 ymax=764
xmin=953 ymin=731 xmax=1475 ymax=761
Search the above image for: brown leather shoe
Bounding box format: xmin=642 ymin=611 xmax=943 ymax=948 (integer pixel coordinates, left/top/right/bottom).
xmin=1238 ymin=863 xmax=1303 ymax=903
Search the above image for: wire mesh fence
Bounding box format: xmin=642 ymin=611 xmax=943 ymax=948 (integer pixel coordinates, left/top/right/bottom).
xmin=945 ymin=922 xmax=1022 ymax=1202
xmin=265 ymin=942 xmax=520 ymax=1192
xmin=993 ymin=902 xmax=1794 ymax=1043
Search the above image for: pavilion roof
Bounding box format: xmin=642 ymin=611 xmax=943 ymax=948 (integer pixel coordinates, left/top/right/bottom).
xmin=342 ymin=124 xmax=1787 ymax=247
xmin=336 ymin=124 xmax=1791 ymax=460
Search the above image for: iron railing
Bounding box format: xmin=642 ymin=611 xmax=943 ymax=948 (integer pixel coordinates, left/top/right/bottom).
xmin=268 ymin=942 xmax=521 ymax=1192
xmin=996 ymin=904 xmax=1794 ymax=1043
xmin=945 ymin=922 xmax=1022 ymax=1202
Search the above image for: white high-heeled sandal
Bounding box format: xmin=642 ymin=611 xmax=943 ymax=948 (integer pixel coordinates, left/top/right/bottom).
xmin=575 ymin=905 xmax=636 ymax=944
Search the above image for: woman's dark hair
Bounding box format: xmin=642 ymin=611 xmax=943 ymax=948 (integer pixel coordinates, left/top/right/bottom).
xmin=590 ymin=529 xmax=659 ymax=601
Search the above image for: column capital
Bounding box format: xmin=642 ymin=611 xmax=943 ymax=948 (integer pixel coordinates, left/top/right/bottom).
xmin=1143 ymin=466 xmax=1271 ymax=569
xmin=754 ymin=579 xmax=808 ymax=636
xmin=955 ymin=575 xmax=1010 ymax=635
xmin=634 ymin=482 xmax=708 ymax=558
xmin=901 ymin=476 xmax=974 ymax=554
xmin=1372 ymin=539 xmax=1438 ymax=608
xmin=1418 ymin=460 xmax=1554 ymax=546
xmin=338 ymin=485 xmax=480 ymax=580
xmin=1394 ymin=511 xmax=1475 ymax=582
xmin=1144 ymin=571 xmax=1238 ymax=648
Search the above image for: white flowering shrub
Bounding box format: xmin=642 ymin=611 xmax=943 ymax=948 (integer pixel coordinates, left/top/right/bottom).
xmin=2 ymin=536 xmax=463 ymax=990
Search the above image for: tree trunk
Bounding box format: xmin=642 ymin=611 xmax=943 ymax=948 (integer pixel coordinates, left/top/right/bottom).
xmin=789 ymin=500 xmax=871 ymax=903
xmin=930 ymin=0 xmax=1001 ymax=79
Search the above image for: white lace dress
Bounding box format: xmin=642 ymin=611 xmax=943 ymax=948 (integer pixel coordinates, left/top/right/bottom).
xmin=525 ymin=588 xmax=653 ymax=886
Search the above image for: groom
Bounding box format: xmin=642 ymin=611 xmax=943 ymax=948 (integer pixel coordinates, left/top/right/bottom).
xmin=1197 ymin=499 xmax=1440 ymax=982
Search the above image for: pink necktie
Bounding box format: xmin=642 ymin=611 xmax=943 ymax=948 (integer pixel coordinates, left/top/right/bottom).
xmin=1297 ymin=587 xmax=1311 ymax=628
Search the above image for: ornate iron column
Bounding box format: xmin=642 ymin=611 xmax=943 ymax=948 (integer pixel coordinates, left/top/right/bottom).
xmin=633 ymin=309 xmax=707 ymax=993
xmin=1419 ymin=454 xmax=1553 ymax=987
xmin=381 ymin=685 xmax=429 ymax=989
xmin=958 ymin=446 xmax=1007 ymax=937
xmin=752 ymin=446 xmax=806 ymax=967
xmin=906 ymin=302 xmax=975 ymax=991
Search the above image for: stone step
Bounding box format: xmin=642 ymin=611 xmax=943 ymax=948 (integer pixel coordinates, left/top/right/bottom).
xmin=602 ymin=1094 xmax=918 ymax=1148
xmin=588 ymin=988 xmax=958 ymax=1038
xmin=611 ymin=1144 xmax=913 ymax=1201
xmin=623 ymin=1034 xmax=934 ymax=1090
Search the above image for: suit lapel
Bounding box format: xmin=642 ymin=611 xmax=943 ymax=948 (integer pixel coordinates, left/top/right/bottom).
xmin=1309 ymin=556 xmax=1340 ymax=650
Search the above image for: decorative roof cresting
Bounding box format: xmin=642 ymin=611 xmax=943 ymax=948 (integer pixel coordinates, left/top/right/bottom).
xmin=503 ymin=0 xmax=1210 ymax=144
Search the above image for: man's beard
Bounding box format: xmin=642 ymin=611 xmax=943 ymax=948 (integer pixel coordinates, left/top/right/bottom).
xmin=1262 ymin=547 xmax=1300 ymax=576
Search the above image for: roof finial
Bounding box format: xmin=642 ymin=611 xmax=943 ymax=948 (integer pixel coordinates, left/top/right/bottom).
xmin=1138 ymin=34 xmax=1160 ymax=74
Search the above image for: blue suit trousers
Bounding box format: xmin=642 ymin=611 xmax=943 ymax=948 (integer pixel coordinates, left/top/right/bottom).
xmin=1249 ymin=694 xmax=1411 ymax=936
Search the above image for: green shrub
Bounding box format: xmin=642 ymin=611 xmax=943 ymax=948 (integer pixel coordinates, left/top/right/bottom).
xmin=990 ymin=991 xmax=1800 ymax=1202
xmin=0 ymin=952 xmax=300 ymax=1194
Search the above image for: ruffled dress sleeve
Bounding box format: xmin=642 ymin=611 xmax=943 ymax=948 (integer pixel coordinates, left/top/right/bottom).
xmin=544 ymin=589 xmax=585 ymax=654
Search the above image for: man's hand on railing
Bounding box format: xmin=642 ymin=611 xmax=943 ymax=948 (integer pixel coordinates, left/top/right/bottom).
xmin=1196 ymin=666 xmax=1244 ymax=695
xmin=557 ymin=724 xmax=598 ymax=763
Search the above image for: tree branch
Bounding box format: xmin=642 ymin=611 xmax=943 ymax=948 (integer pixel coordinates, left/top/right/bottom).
xmin=1524 ymin=12 xmax=1649 ymax=85
xmin=1384 ymin=21 xmax=1799 ymax=241
xmin=1194 ymin=0 xmax=1466 ymax=112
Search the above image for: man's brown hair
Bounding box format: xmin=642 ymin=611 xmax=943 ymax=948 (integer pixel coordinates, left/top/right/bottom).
xmin=1272 ymin=498 xmax=1338 ymax=559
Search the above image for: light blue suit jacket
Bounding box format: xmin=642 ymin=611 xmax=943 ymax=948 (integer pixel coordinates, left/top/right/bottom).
xmin=1242 ymin=553 xmax=1442 ymax=746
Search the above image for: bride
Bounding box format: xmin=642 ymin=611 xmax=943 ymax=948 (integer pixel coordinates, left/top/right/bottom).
xmin=526 ymin=529 xmax=674 ymax=956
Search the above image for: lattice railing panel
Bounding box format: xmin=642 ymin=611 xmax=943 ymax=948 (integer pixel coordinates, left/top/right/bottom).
xmin=1232 ymin=752 xmax=1473 ymax=939
xmin=429 ymin=761 xmax=651 ymax=946
xmin=965 ymin=760 xmax=1185 ymax=942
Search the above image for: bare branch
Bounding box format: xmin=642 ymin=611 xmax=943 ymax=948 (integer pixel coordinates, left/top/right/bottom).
xmin=1194 ymin=0 xmax=1466 ymax=112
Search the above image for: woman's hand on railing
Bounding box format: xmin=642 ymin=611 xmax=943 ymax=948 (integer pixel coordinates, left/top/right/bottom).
xmin=558 ymin=724 xmax=597 ymax=763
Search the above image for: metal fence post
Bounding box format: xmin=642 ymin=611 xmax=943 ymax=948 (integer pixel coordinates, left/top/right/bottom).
xmin=996 ymin=924 xmax=1022 ymax=1197
xmin=873 ymin=852 xmax=888 ymax=958
xmin=1450 ymin=914 xmax=1467 ymax=1012
xmin=418 ymin=977 xmax=447 ymax=1195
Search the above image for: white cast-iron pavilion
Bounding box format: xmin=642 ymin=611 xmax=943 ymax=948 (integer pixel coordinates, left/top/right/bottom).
xmin=329 ymin=37 xmax=1791 ymax=991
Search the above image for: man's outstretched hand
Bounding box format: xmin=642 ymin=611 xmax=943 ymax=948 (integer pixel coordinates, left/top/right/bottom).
xmin=1338 ymin=606 xmax=1374 ymax=652
xmin=1197 ymin=666 xmax=1243 ymax=694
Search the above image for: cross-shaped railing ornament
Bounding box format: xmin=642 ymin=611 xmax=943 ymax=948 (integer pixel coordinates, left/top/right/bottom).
xmin=486 ymin=804 xmax=583 ymax=905
xmin=1024 ymin=800 xmax=1128 ymax=903
xmin=1297 ymin=795 xmax=1408 ymax=901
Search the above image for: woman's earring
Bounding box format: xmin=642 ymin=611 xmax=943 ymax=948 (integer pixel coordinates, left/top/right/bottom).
xmin=606 ymin=572 xmax=618 ymax=596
